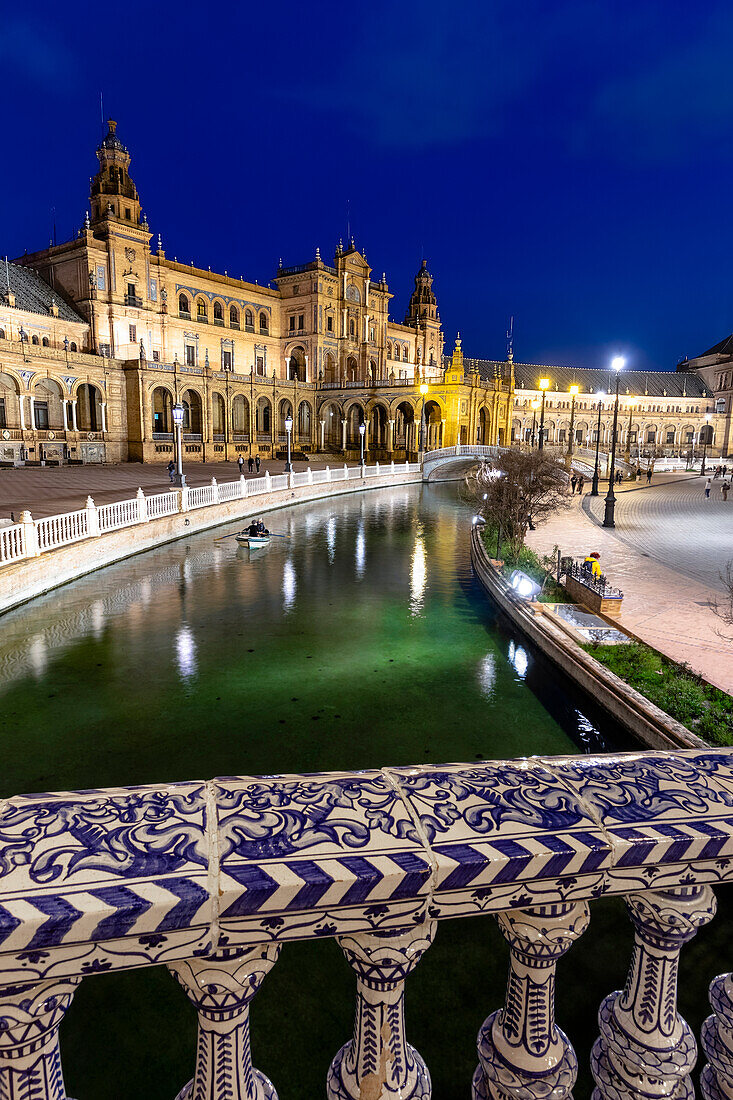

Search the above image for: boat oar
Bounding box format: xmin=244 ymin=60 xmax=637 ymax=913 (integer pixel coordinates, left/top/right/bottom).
xmin=214 ymin=533 xmax=240 ymax=541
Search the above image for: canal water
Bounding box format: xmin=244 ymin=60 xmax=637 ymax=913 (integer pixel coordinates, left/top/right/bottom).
xmin=0 ymin=483 xmax=725 ymax=1096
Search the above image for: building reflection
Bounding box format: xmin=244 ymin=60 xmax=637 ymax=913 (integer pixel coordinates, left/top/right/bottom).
xmin=410 ymin=533 xmax=427 ymax=616
xmin=282 ymin=559 xmax=296 ymax=612
xmin=175 ymin=625 xmax=197 ymax=681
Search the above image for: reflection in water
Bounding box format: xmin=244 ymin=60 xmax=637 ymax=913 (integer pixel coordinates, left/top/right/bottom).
xmin=91 ymin=600 xmax=105 ymax=640
xmin=175 ymin=625 xmax=197 ymax=681
xmin=508 ymin=639 xmax=529 ymax=679
xmin=282 ymin=559 xmax=296 ymax=612
xmin=326 ymin=517 xmax=336 ymax=563
xmin=28 ymin=635 xmax=47 ymax=679
xmin=410 ymin=533 xmax=427 ymax=616
xmin=478 ymin=653 xmax=496 ymax=699
xmin=355 ymin=522 xmax=366 ymax=578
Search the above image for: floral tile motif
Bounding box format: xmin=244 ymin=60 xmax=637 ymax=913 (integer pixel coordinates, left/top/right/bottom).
xmin=0 ymin=783 xmax=213 ymax=977
xmin=216 ymin=772 xmax=432 ymax=939
xmin=386 ymin=761 xmax=612 ymax=910
xmin=545 ymin=751 xmax=733 ymax=870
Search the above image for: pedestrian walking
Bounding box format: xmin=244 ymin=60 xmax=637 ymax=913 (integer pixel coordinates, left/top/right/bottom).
xmin=237 ymin=455 xmax=244 ymax=475
xmin=723 ymin=481 xmax=730 ymax=502
xmin=247 ymin=455 xmax=254 ymax=473
xmin=570 ymin=475 xmax=577 ymax=494
xmin=705 ymin=477 xmax=712 ymax=498
xmin=646 ymin=468 xmax=652 ymax=484
xmin=616 ymin=470 xmax=622 ymax=485
xmin=255 ymin=454 xmax=261 ymax=473
xmin=577 ymin=475 xmax=585 ymax=494
xmin=636 ymin=466 xmax=642 ymax=479
xmin=167 ymin=460 xmax=175 ymax=483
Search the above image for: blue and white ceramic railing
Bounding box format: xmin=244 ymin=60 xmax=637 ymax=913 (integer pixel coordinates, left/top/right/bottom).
xmin=2 ymin=749 xmax=733 ymax=1098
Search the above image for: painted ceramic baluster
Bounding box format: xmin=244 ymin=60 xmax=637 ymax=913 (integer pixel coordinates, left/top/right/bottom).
xmin=0 ymin=976 xmax=80 ymax=1100
xmin=328 ymin=921 xmax=436 ymax=1100
xmin=472 ymin=901 xmax=590 ymax=1100
xmin=169 ymin=944 xmax=280 ymax=1100
xmin=592 ymin=884 xmax=716 ymax=1100
xmin=700 ymin=972 xmax=733 ymax=1099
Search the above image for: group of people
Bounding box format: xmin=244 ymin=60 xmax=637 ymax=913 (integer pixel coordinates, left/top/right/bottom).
xmin=705 ymin=470 xmax=730 ymax=500
xmin=245 ymin=519 xmax=269 ymax=537
xmin=238 ymin=455 xmax=262 ymax=475
xmin=569 ymin=474 xmax=585 ymax=494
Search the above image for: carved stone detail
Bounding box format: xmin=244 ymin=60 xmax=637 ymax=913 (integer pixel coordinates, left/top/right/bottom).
xmin=0 ymin=976 xmax=80 ymax=1100
xmin=701 ymin=971 xmax=733 ymax=1099
xmin=169 ymin=943 xmax=280 ymax=1100
xmin=472 ymin=901 xmax=589 ymax=1100
xmin=592 ymin=884 xmax=717 ymax=1100
xmin=328 ymin=921 xmax=436 ymax=1100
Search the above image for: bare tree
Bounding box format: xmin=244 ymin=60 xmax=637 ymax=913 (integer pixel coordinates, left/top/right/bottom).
xmin=710 ymin=560 xmax=733 ymax=635
xmin=465 ymin=449 xmax=569 ymax=559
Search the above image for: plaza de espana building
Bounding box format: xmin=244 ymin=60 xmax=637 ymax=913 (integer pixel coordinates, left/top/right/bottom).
xmin=0 ymin=121 xmax=730 ymax=469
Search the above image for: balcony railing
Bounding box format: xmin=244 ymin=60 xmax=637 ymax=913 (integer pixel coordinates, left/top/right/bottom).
xmin=124 ymin=294 xmax=143 ymax=308
xmin=179 ymin=311 xmax=191 ymax=320
xmin=0 ymin=745 xmax=730 ymax=1099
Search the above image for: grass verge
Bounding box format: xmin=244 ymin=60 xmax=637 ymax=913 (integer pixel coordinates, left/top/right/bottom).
xmin=583 ymin=641 xmax=733 ymax=746
xmin=480 ymin=523 xmax=572 ymax=603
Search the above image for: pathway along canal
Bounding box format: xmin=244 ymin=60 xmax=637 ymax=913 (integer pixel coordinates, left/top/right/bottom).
xmin=0 ymin=482 xmax=725 ymax=1097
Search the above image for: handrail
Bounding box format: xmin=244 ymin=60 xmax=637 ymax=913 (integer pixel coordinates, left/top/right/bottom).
xmin=0 ymin=463 xmax=423 ymax=569
xmin=0 ymin=749 xmax=731 ymax=1096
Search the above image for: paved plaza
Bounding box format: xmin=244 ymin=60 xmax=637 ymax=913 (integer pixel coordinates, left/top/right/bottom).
xmin=0 ymin=457 xmax=355 ymax=519
xmin=527 ymin=473 xmax=733 ymax=694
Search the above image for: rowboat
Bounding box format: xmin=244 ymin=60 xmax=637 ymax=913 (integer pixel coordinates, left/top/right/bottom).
xmin=235 ymin=532 xmax=270 ymax=547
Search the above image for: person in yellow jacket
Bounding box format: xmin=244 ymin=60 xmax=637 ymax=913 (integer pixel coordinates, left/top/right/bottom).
xmin=582 ymin=552 xmax=602 ymax=577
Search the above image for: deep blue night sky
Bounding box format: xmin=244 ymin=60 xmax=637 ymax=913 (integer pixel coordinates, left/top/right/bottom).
xmin=3 ymin=1 xmax=733 ymax=371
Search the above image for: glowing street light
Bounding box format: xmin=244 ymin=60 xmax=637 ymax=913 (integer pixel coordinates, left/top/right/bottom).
xmin=419 ymin=383 xmax=429 ymax=460
xmin=284 ymin=413 xmax=293 ymax=472
xmin=537 ymin=378 xmax=550 ymax=451
xmin=359 ymin=420 xmax=366 ymax=468
xmin=603 ymin=357 xmax=625 ymax=527
xmin=566 ymin=384 xmax=580 ymax=462
xmin=171 ymin=401 xmax=187 ymax=488
xmin=590 ymin=391 xmax=605 ymax=496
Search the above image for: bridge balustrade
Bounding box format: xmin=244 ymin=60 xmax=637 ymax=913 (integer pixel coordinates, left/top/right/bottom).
xmin=0 ymin=750 xmax=732 ymax=1098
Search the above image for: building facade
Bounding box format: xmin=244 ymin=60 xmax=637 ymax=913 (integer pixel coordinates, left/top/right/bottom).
xmin=2 ymin=119 xmax=729 ymax=470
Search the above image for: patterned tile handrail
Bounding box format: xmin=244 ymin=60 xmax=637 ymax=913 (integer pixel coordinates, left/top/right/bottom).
xmin=0 ymin=462 xmax=422 ymax=568
xmin=1 ymin=749 xmax=733 ymax=1098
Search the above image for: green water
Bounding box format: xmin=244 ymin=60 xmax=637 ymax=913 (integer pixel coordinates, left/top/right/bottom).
xmin=0 ymin=483 xmax=726 ymax=1096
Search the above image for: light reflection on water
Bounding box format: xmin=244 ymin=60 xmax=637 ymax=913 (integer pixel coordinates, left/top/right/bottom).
xmin=0 ymin=482 xmax=628 ymax=801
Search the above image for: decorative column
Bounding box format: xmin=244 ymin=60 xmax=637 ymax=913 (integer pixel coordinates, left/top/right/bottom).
xmin=319 ymin=418 xmax=325 ymax=451
xmin=0 ymin=976 xmax=81 ymax=1100
xmin=592 ymin=884 xmax=717 ymax=1100
xmin=473 ymin=902 xmax=590 ymax=1100
xmin=19 ymin=393 xmax=26 ymax=431
xmin=328 ymin=921 xmax=436 ymax=1100
xmin=28 ymin=395 xmax=36 ymax=430
xmin=387 ymin=419 xmax=395 ymax=452
xmin=168 ymin=944 xmax=280 ymax=1100
xmin=71 ymin=401 xmax=78 ymax=431
xmin=702 ymin=972 xmax=733 ymax=1099
xmin=341 ymin=417 xmax=347 ymax=452
xmin=62 ymin=400 xmax=69 ymax=432
xmin=100 ymin=401 xmax=107 ymax=433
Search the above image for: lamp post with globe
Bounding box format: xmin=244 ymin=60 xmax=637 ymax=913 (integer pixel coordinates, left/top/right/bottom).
xmin=602 ymin=357 xmax=625 ymax=528
xmin=171 ymin=401 xmax=186 ymax=488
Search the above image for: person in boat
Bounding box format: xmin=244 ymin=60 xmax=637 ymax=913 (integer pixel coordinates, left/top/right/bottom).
xmin=256 ymin=519 xmax=269 ymax=535
xmin=246 ymin=521 xmax=260 ymax=537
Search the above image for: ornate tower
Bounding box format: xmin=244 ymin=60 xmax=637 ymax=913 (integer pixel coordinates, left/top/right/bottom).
xmin=90 ymin=120 xmax=146 ymax=228
xmin=404 ymin=259 xmax=443 ymax=371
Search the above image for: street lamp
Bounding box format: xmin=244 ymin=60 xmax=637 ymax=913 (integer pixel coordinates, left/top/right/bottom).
xmin=602 ymin=356 xmax=625 ymax=528
xmin=624 ymin=398 xmax=637 ymax=464
xmin=566 ymin=385 xmax=579 ymax=463
xmin=284 ymin=414 xmax=293 ymax=472
xmin=701 ymin=413 xmax=711 ymax=475
xmin=419 ymin=383 xmax=428 ymax=460
xmin=590 ymin=391 xmax=605 ymax=496
xmin=530 ymin=399 xmax=539 ymax=447
xmin=171 ymin=401 xmax=187 ymax=488
xmin=359 ymin=421 xmax=366 ymax=468
xmin=537 ymin=378 xmax=550 ymax=451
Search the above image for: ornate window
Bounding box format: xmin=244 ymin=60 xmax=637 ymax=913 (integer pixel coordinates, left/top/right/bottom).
xmin=213 ymin=301 xmax=224 ymax=325
xmin=69 ymin=341 xmax=77 ymax=352
xmin=346 ymin=284 xmax=360 ymax=303
xmin=31 ymin=335 xmax=39 ymax=345
xmin=229 ymin=305 xmax=239 ymax=329
xmin=179 ymin=294 xmax=190 ymax=317
xmin=196 ymin=298 xmax=208 ymax=321
xmin=259 ymin=311 xmax=269 ymax=334
xmin=245 ymin=309 xmax=254 ymax=332
xmin=349 ymin=318 xmax=355 ymax=336
xmin=42 ymin=337 xmax=49 ymax=347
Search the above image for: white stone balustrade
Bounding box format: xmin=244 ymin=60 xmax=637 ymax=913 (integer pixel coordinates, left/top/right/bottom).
xmin=0 ymin=752 xmax=733 ymax=1098
xmin=0 ymin=463 xmax=423 ymax=571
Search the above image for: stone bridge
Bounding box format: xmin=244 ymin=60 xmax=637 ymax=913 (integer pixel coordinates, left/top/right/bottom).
xmin=422 ymin=443 xmax=501 ymax=480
